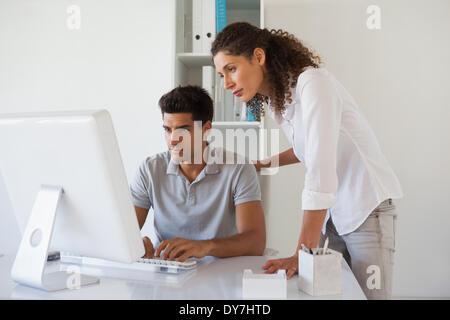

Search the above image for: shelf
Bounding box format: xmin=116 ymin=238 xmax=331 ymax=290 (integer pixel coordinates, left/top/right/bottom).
xmin=175 ymin=0 xmax=264 ymax=159
xmin=227 ymin=0 xmax=260 ymax=10
xmin=212 ymin=121 xmax=261 ymax=129
xmin=177 ymin=53 xmax=213 ymax=68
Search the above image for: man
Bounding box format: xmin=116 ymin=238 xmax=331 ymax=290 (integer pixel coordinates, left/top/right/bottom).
xmin=130 ymin=85 xmax=266 ymax=262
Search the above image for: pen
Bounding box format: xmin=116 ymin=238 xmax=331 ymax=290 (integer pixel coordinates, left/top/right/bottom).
xmin=322 ymin=237 xmax=329 ymax=255
xmin=301 ymin=244 xmax=312 ymax=254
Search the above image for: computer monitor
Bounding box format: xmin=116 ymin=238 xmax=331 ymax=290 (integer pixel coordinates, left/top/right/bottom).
xmin=0 ymin=109 xmax=145 ymax=291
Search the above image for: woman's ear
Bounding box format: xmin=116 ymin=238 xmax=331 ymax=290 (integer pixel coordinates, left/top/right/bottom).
xmin=253 ymin=48 xmax=266 ymax=66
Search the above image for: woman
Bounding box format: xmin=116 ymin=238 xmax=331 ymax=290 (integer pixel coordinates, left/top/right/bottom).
xmin=211 ymin=22 xmax=403 ymax=300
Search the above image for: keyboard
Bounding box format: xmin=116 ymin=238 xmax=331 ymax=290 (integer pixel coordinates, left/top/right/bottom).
xmin=60 ymin=252 xmax=197 ymax=274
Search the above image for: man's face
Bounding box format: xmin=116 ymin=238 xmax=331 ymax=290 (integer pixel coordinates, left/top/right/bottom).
xmin=162 ymin=113 xmax=210 ymax=164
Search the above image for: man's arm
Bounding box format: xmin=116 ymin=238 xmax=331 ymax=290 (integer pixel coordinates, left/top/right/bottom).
xmin=207 ymin=200 xmax=266 ymax=257
xmin=135 ymin=206 xmax=149 ymax=230
xmin=154 ymin=200 xmax=266 ymax=261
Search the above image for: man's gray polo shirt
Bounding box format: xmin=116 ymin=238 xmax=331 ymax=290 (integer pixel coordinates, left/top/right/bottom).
xmin=129 ymin=148 xmax=261 ymax=243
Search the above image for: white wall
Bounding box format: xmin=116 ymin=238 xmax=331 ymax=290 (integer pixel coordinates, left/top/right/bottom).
xmin=263 ymin=0 xmax=450 ymax=298
xmin=0 ymin=0 xmax=175 ymax=253
xmin=1 ymin=0 xmax=449 ymax=299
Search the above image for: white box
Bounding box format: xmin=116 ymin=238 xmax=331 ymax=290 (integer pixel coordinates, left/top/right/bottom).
xmin=242 ymin=269 xmax=287 ymax=299
xmin=297 ymin=248 xmax=342 ymax=296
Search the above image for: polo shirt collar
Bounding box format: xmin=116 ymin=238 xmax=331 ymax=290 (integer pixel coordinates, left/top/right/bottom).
xmin=204 ymin=161 xmax=219 ymax=175
xmin=166 ymin=158 xmax=179 ymax=175
xmin=204 ymin=146 xmax=220 ymax=175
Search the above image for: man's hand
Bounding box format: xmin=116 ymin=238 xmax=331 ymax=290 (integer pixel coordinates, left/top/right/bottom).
xmin=262 ymin=255 xmax=298 ymax=279
xmin=142 ymin=236 xmax=155 ymax=259
xmin=154 ymin=237 xmax=211 ymax=262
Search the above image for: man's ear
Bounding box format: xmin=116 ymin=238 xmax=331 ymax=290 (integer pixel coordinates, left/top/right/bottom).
xmin=253 ymin=48 xmax=266 ymax=66
xmin=202 ymin=120 xmax=212 ymax=138
xmin=203 ymin=120 xmax=212 ymax=133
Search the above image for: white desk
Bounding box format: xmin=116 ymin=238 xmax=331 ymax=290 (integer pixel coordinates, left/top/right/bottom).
xmin=0 ymin=254 xmax=366 ymax=300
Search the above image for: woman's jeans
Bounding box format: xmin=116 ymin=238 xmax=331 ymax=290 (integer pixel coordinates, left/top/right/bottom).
xmin=319 ymin=199 xmax=397 ymax=300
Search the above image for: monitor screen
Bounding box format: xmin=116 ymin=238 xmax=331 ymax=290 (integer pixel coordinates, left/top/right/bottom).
xmin=0 ymin=109 xmax=144 ymax=263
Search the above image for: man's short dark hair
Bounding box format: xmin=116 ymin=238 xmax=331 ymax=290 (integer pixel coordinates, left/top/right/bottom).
xmin=158 ymin=85 xmax=214 ymax=124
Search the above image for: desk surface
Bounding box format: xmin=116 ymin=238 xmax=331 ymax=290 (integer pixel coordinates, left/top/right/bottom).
xmin=0 ymin=254 xmax=366 ymax=300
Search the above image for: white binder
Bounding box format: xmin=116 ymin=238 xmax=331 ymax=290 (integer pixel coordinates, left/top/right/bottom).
xmin=214 ymin=74 xmax=225 ymax=121
xmin=202 ymin=0 xmax=216 ymax=53
xmin=192 ymin=0 xmax=216 ymax=53
xmin=223 ymin=87 xmax=234 ymax=121
xmin=192 ymin=0 xmax=202 ymax=53
xmin=233 ymin=96 xmax=244 ymax=121
xmin=202 ymin=66 xmax=215 ymax=101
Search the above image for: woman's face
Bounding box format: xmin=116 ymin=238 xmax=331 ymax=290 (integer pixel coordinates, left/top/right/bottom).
xmin=213 ymin=50 xmax=267 ymax=102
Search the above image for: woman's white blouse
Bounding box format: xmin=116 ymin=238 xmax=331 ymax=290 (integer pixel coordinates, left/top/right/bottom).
xmin=268 ymin=67 xmax=403 ymax=235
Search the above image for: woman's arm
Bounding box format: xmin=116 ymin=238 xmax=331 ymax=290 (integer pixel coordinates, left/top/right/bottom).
xmin=262 ymin=209 xmax=326 ymax=279
xmin=262 ymin=74 xmax=342 ymax=279
xmin=296 ymin=209 xmax=327 ymax=253
xmin=253 ymin=147 xmax=300 ymax=171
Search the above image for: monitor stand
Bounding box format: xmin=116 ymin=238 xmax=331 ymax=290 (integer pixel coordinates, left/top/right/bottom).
xmin=10 ymin=185 xmax=99 ymax=291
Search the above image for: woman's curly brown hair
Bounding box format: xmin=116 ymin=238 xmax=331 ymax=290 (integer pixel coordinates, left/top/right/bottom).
xmin=211 ymin=22 xmax=321 ymax=119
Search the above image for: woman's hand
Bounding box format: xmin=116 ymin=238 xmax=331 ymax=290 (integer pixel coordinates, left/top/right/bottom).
xmin=252 ymin=148 xmax=300 ymax=172
xmin=262 ymin=255 xmax=299 ymax=279
xmin=252 ymin=159 xmax=271 ymax=172
xmin=262 ymin=210 xmax=326 ymax=279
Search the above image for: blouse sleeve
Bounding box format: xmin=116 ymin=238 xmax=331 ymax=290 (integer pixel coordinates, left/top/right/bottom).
xmin=296 ymin=73 xmax=342 ymax=210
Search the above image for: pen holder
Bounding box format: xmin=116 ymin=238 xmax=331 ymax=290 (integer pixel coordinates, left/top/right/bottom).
xmin=297 ymin=248 xmax=342 ymax=296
